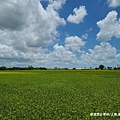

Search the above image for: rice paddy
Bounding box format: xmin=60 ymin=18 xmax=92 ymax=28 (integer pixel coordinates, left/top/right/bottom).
xmin=0 ymin=70 xmax=120 ymax=119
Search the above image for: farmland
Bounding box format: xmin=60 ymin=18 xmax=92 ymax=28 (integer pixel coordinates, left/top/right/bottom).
xmin=0 ymin=70 xmax=120 ymax=119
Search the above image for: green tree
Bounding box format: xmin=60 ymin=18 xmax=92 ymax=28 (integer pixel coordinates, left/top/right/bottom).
xmin=99 ymin=64 xmax=105 ymax=70
xmin=73 ymin=68 xmax=76 ymax=70
xmin=28 ymin=65 xmax=34 ymax=70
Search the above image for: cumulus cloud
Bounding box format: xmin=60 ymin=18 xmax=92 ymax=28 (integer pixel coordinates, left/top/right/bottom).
xmin=40 ymin=36 xmax=85 ymax=67
xmin=81 ymin=42 xmax=120 ymax=65
xmin=0 ymin=44 xmax=18 ymax=59
xmin=107 ymin=0 xmax=120 ymax=7
xmin=0 ymin=1 xmax=27 ymax=30
xmin=0 ymin=0 xmax=70 ymax=67
xmin=97 ymin=11 xmax=120 ymax=41
xmin=24 ymin=43 xmax=79 ymax=68
xmin=0 ymin=0 xmax=81 ymax=68
xmin=0 ymin=0 xmax=66 ymax=49
xmin=0 ymin=0 xmax=67 ymax=61
xmin=0 ymin=0 xmax=83 ymax=68
xmin=48 ymin=0 xmax=66 ymax=10
xmin=48 ymin=44 xmax=78 ymax=64
xmin=65 ymin=36 xmax=85 ymax=52
xmin=67 ymin=6 xmax=87 ymax=24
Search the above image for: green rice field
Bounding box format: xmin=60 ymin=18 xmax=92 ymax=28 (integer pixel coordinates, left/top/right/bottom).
xmin=0 ymin=70 xmax=120 ymax=120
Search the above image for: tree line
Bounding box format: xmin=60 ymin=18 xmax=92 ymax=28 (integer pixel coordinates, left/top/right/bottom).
xmin=0 ymin=66 xmax=47 ymax=70
xmin=0 ymin=64 xmax=120 ymax=70
xmin=95 ymin=64 xmax=120 ymax=70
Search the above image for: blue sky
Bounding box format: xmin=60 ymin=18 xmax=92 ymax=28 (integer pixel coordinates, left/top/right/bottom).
xmin=0 ymin=0 xmax=120 ymax=68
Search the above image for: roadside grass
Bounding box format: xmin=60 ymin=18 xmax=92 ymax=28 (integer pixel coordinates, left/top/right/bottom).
xmin=0 ymin=70 xmax=120 ymax=119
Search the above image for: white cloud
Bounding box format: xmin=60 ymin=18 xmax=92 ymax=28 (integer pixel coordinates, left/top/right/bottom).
xmin=0 ymin=0 xmax=66 ymax=49
xmin=0 ymin=0 xmax=66 ymax=57
xmin=65 ymin=36 xmax=85 ymax=52
xmin=0 ymin=0 xmax=83 ymax=68
xmin=0 ymin=0 xmax=27 ymax=30
xmin=50 ymin=44 xmax=77 ymax=62
xmin=81 ymin=33 xmax=88 ymax=39
xmin=48 ymin=0 xmax=66 ymax=10
xmin=0 ymin=0 xmax=69 ymax=67
xmin=67 ymin=6 xmax=87 ymax=24
xmin=43 ymin=36 xmax=85 ymax=67
xmin=0 ymin=0 xmax=119 ymax=68
xmin=81 ymin=42 xmax=120 ymax=66
xmin=45 ymin=44 xmax=79 ymax=68
xmin=0 ymin=44 xmax=18 ymax=59
xmin=97 ymin=11 xmax=120 ymax=41
xmin=107 ymin=0 xmax=120 ymax=7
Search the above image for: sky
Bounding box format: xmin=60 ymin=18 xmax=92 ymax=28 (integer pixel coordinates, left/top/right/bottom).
xmin=0 ymin=0 xmax=120 ymax=68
